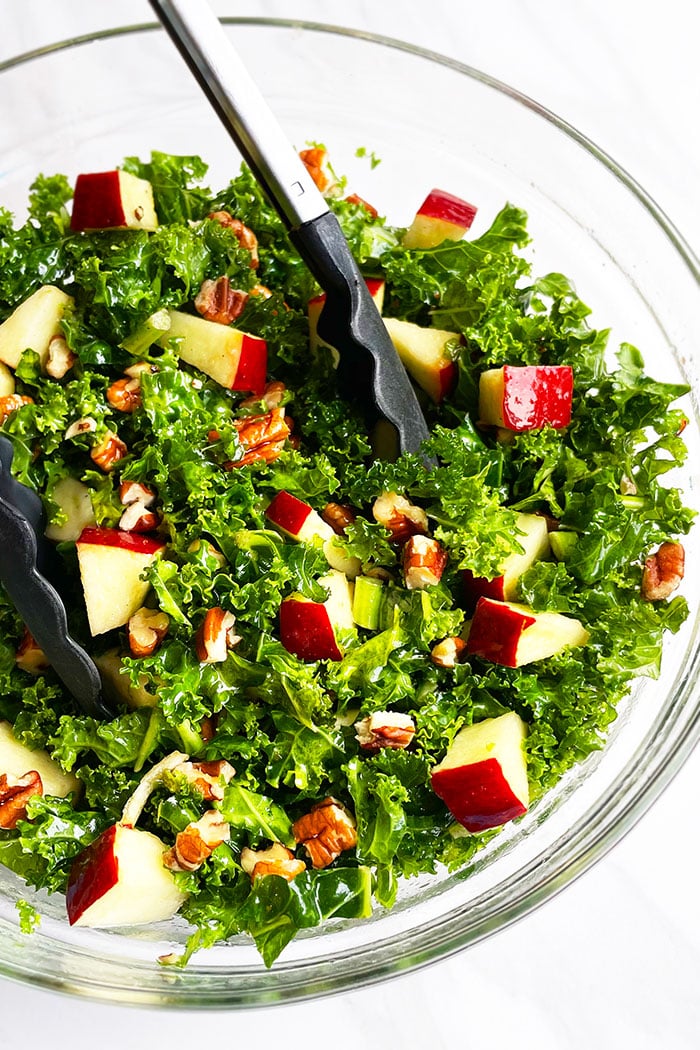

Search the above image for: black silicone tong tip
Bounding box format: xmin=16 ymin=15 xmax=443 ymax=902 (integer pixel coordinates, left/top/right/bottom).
xmin=0 ymin=437 xmax=110 ymax=719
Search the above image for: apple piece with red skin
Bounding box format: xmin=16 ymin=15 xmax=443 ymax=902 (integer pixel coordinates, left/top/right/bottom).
xmin=431 ymin=711 xmax=529 ymax=832
xmin=462 ymin=513 xmax=550 ymax=612
xmin=0 ymin=720 xmax=80 ymax=798
xmin=70 ymin=170 xmax=159 ymax=232
xmin=160 ymin=310 xmax=267 ymax=395
xmin=382 ymin=316 xmax=460 ymax=403
xmin=308 ymin=278 xmax=385 ymax=356
xmin=0 ymin=285 xmax=74 ymax=371
xmin=279 ymin=569 xmax=355 ymax=662
xmin=402 ymin=188 xmax=477 ymax=249
xmin=265 ymin=491 xmax=361 ymax=577
xmin=76 ymin=527 xmax=166 ymax=637
xmin=479 ymin=365 xmax=574 ymax=431
xmin=465 ymin=597 xmax=590 ymax=668
xmin=66 ymin=823 xmax=187 ymax=927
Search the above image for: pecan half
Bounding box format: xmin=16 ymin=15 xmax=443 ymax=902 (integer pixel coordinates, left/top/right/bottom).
xmin=403 ymin=534 xmax=448 ymax=589
xmin=106 ymin=376 xmax=142 ymax=413
xmin=430 ymin=636 xmax=468 ymax=669
xmin=173 ymin=758 xmax=235 ymax=801
xmin=0 ymin=771 xmax=43 ymax=829
xmin=15 ymin=627 xmax=50 ymax=675
xmin=0 ymin=394 xmax=33 ymax=426
xmin=163 ymin=810 xmax=230 ymax=872
xmin=372 ymin=492 xmax=429 ymax=543
xmin=641 ymin=541 xmax=685 ymax=601
xmin=225 ymin=407 xmax=290 ymax=469
xmin=292 ymin=797 xmax=357 ymax=869
xmin=119 ymin=480 xmax=157 ymax=507
xmin=90 ymin=430 xmax=127 ymax=472
xmin=321 ymin=502 xmax=357 ymax=535
xmin=195 ymin=607 xmax=241 ymax=663
xmin=239 ymin=380 xmax=286 ymax=411
xmin=299 ymin=148 xmax=338 ymax=195
xmin=119 ymin=501 xmax=160 ymax=532
xmin=127 ymin=606 xmax=170 ymax=657
xmin=45 ymin=335 xmax=77 ymax=379
xmin=194 ymin=276 xmax=249 ymax=325
xmin=207 ymin=212 xmax=259 ymax=268
xmin=64 ymin=416 xmax=97 ymax=440
xmin=354 ymin=711 xmax=416 ymax=752
xmin=240 ymin=842 xmax=305 ymax=882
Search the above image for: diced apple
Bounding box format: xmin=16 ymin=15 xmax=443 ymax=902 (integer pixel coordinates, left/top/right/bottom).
xmin=402 ymin=188 xmax=477 ymax=249
xmin=0 ymin=720 xmax=80 ymax=798
xmin=0 ymin=363 xmax=15 ymax=396
xmin=70 ymin=170 xmax=159 ymax=232
xmin=0 ymin=285 xmax=73 ymax=370
xmin=431 ymin=711 xmax=529 ymax=832
xmin=44 ymin=477 xmax=96 ymax=542
xmin=265 ymin=491 xmax=361 ymax=577
xmin=66 ymin=823 xmax=187 ymax=927
xmin=465 ymin=597 xmax=590 ymax=668
xmin=279 ymin=569 xmax=355 ymax=661
xmin=94 ymin=649 xmax=158 ymax=709
xmin=462 ymin=513 xmax=550 ymax=611
xmin=160 ymin=310 xmax=267 ymax=394
xmin=383 ymin=316 xmax=460 ymax=403
xmin=478 ymin=365 xmax=574 ymax=431
xmin=308 ymin=278 xmax=385 ymax=357
xmin=75 ymin=527 xmax=166 ymax=636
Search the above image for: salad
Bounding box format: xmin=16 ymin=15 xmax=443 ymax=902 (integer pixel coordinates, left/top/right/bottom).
xmin=0 ymin=149 xmax=692 ymax=967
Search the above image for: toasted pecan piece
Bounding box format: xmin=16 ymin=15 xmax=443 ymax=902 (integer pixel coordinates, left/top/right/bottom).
xmin=195 ymin=607 xmax=241 ymax=663
xmin=372 ymin=492 xmax=429 ymax=543
xmin=354 ymin=711 xmax=416 ymax=752
xmin=0 ymin=771 xmax=43 ymax=829
xmin=240 ymin=842 xmax=305 ymax=882
xmin=163 ymin=810 xmax=230 ymax=872
xmin=194 ymin=276 xmax=249 ymax=325
xmin=403 ymin=534 xmax=448 ymax=589
xmin=90 ymin=430 xmax=127 ymax=472
xmin=292 ymin=797 xmax=357 ymax=869
xmin=641 ymin=541 xmax=685 ymax=601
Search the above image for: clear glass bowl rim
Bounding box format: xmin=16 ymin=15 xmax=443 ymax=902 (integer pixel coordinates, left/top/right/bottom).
xmin=0 ymin=17 xmax=698 ymax=1010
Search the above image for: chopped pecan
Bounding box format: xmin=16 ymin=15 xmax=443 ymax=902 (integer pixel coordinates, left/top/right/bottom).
xmin=0 ymin=771 xmax=43 ymax=829
xmin=15 ymin=627 xmax=50 ymax=675
xmin=321 ymin=502 xmax=357 ymax=535
xmin=123 ymin=359 xmax=159 ymax=380
xmin=225 ymin=407 xmax=290 ymax=469
xmin=355 ymin=711 xmax=416 ymax=752
xmin=119 ymin=500 xmax=160 ymax=532
xmin=292 ymin=797 xmax=357 ymax=869
xmin=200 ymin=716 xmax=217 ymax=743
xmin=372 ymin=492 xmax=429 ymax=543
xmin=299 ymin=148 xmax=338 ymax=195
xmin=119 ymin=480 xmax=156 ymax=507
xmin=163 ymin=810 xmax=230 ymax=872
xmin=45 ymin=335 xmax=77 ymax=379
xmin=207 ymin=211 xmax=259 ymax=268
xmin=240 ymin=842 xmax=305 ymax=882
xmin=641 ymin=541 xmax=685 ymax=601
xmin=0 ymin=394 xmax=33 ymax=426
xmin=106 ymin=376 xmax=142 ymax=413
xmin=249 ymin=283 xmax=273 ymax=299
xmin=127 ymin=606 xmax=170 ymax=657
xmin=90 ymin=430 xmax=127 ymax=472
xmin=430 ymin=636 xmax=468 ymax=669
xmin=195 ymin=607 xmax=241 ymax=663
xmin=172 ymin=757 xmax=235 ymax=801
xmin=64 ymin=415 xmax=97 ymax=440
xmin=344 ymin=193 xmax=379 ymax=218
xmin=403 ymin=534 xmax=448 ymax=589
xmin=240 ymin=380 xmax=286 ymax=411
xmin=194 ymin=276 xmax=249 ymax=325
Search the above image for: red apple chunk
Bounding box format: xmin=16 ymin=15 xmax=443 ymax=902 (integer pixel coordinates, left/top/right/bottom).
xmin=465 ymin=597 xmax=590 ymax=668
xmin=479 ymin=365 xmax=573 ymax=431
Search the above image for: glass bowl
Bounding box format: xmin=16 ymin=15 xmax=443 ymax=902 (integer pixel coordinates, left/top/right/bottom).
xmin=0 ymin=19 xmax=698 ymax=1009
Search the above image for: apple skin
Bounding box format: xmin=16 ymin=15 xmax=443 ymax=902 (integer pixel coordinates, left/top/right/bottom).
xmin=465 ymin=597 xmax=590 ymax=668
xmin=479 ymin=365 xmax=574 ymax=431
xmin=402 ymin=188 xmax=477 ymax=249
xmin=161 ymin=310 xmax=267 ymax=394
xmin=383 ymin=316 xmax=460 ymax=403
xmin=66 ymin=823 xmax=187 ymax=927
xmin=76 ymin=527 xmax=166 ymax=636
xmin=0 ymin=285 xmax=74 ymax=371
xmin=279 ymin=570 xmax=355 ymax=662
xmin=266 ymin=492 xmax=361 ymax=577
xmin=0 ymin=720 xmax=80 ymax=798
xmin=462 ymin=513 xmax=550 ymax=612
xmin=431 ymin=711 xmax=529 ymax=832
xmin=70 ymin=170 xmax=159 ymax=232
xmin=308 ymin=278 xmax=385 ymax=356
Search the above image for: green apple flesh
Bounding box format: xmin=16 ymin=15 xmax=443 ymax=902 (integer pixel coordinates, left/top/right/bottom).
xmin=466 ymin=598 xmax=590 ymax=667
xmin=0 ymin=720 xmax=80 ymax=798
xmin=44 ymin=477 xmax=96 ymax=542
xmin=161 ymin=310 xmax=266 ymax=392
xmin=76 ymin=527 xmax=165 ymax=636
xmin=462 ymin=513 xmax=550 ymax=609
xmin=0 ymin=285 xmax=73 ymax=370
xmin=383 ymin=316 xmax=459 ymax=402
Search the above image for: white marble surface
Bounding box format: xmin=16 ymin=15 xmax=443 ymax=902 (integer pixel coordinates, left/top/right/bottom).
xmin=0 ymin=2 xmax=699 ymax=1046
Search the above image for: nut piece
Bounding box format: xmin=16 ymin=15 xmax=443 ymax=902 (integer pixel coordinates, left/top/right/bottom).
xmin=225 ymin=407 xmax=290 ymax=469
xmin=239 ymin=380 xmax=286 ymax=411
xmin=194 ymin=276 xmax=249 ymax=325
xmin=292 ymin=797 xmax=357 ymax=869
xmin=321 ymin=502 xmax=357 ymax=535
xmin=90 ymin=430 xmax=127 ymax=472
xmin=119 ymin=480 xmax=157 ymax=507
xmin=127 ymin=606 xmax=170 ymax=657
xmin=118 ymin=501 xmax=160 ymax=533
xmin=240 ymin=842 xmax=306 ymax=882
xmin=64 ymin=416 xmax=97 ymax=440
xmin=195 ymin=607 xmax=241 ymax=663
xmin=430 ymin=636 xmax=468 ymax=669
xmin=641 ymin=541 xmax=685 ymax=601
xmin=0 ymin=771 xmax=43 ymax=829
xmin=0 ymin=394 xmax=33 ymax=426
xmin=249 ymin=283 xmax=273 ymax=300
xmin=354 ymin=711 xmax=416 ymax=752
xmin=15 ymin=627 xmax=50 ymax=675
xmin=45 ymin=335 xmax=77 ymax=379
xmin=163 ymin=810 xmax=230 ymax=873
xmin=372 ymin=492 xmax=429 ymax=543
xmin=172 ymin=758 xmax=235 ymax=801
xmin=344 ymin=193 xmax=379 ymax=218
xmin=106 ymin=376 xmax=142 ymax=413
xmin=298 ymin=148 xmax=338 ymax=195
xmin=207 ymin=211 xmax=260 ymax=268
xmin=403 ymin=534 xmax=448 ymax=590
xmin=123 ymin=360 xmax=159 ymax=380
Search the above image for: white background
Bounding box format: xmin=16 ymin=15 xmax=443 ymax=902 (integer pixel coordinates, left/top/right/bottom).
xmin=1 ymin=2 xmax=699 ymax=1047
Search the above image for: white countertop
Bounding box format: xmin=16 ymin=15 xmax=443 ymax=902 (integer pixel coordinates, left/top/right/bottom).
xmin=0 ymin=2 xmax=698 ymax=1047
